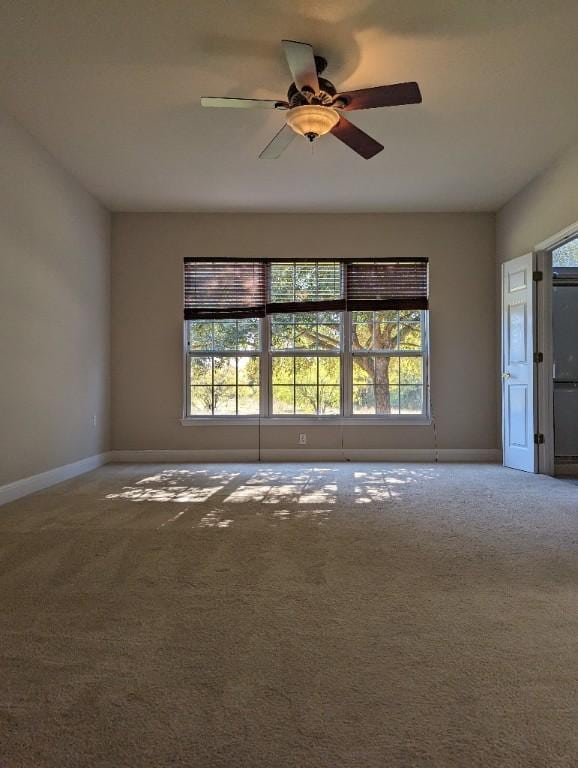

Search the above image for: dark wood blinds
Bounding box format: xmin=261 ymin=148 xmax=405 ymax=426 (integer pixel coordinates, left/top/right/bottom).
xmin=184 ymin=259 xmax=428 ymax=319
xmin=346 ymin=259 xmax=428 ymax=310
xmin=184 ymin=260 xmax=266 ymax=320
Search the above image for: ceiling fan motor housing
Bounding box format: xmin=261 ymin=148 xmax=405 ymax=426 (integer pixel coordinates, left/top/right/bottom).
xmin=287 ymin=77 xmax=337 ymax=107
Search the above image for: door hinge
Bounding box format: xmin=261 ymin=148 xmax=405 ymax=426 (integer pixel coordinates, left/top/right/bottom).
xmin=534 ymin=433 xmax=544 ymax=444
xmin=533 ymin=351 xmax=544 ymax=363
xmin=533 ymin=270 xmax=543 ymax=282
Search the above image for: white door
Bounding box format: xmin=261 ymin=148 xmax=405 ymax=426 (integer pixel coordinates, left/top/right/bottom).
xmin=502 ymin=253 xmax=536 ymax=472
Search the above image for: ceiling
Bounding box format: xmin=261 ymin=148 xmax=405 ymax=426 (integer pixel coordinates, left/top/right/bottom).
xmin=1 ymin=0 xmax=577 ymax=212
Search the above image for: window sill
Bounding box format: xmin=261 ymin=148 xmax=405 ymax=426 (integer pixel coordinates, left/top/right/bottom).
xmin=180 ymin=416 xmax=432 ymax=427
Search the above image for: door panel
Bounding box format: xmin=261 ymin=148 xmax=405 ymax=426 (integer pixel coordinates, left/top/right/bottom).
xmin=502 ymin=253 xmax=536 ymax=472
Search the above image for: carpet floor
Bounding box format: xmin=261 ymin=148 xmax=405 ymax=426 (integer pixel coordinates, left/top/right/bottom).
xmin=0 ymin=462 xmax=577 ymax=767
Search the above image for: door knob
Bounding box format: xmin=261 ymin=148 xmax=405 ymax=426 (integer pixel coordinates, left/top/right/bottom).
xmin=502 ymin=372 xmax=511 ymax=380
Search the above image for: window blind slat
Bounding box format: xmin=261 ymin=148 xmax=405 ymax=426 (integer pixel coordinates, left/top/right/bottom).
xmin=346 ymin=260 xmax=428 ymax=310
xmin=184 ymin=261 xmax=266 ymax=320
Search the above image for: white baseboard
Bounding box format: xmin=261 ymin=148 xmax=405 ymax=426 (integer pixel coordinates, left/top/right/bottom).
xmin=259 ymin=448 xmax=502 ymax=462
xmin=112 ymin=449 xmax=259 ymax=463
xmin=110 ymin=448 xmax=501 ymax=464
xmin=0 ymin=452 xmax=112 ymax=507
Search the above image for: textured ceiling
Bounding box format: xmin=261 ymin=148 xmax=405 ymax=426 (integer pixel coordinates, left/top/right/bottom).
xmin=0 ymin=0 xmax=577 ymax=212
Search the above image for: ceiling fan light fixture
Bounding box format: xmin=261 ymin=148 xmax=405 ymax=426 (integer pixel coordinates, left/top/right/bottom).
xmin=286 ymin=105 xmax=340 ymax=141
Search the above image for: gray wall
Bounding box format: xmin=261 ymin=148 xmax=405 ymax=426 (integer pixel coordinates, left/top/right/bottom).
xmin=0 ymin=109 xmax=110 ymax=485
xmin=495 ymin=136 xmax=578 ymax=450
xmin=497 ymin=138 xmax=578 ymax=264
xmin=112 ymin=212 xmax=497 ymax=453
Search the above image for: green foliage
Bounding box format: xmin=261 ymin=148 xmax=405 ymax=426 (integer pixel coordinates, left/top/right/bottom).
xmin=189 ymin=320 xmax=260 ymax=414
xmin=188 ymin=308 xmax=425 ymax=416
xmin=272 ymin=355 xmax=340 ymax=415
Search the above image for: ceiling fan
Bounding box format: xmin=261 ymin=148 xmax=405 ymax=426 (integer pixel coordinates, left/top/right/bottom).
xmin=201 ymin=40 xmax=422 ymax=160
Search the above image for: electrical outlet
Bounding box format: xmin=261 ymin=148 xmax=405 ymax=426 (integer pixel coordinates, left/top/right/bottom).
xmin=92 ymin=414 xmax=97 ymax=427
xmin=299 ymin=432 xmax=307 ymax=445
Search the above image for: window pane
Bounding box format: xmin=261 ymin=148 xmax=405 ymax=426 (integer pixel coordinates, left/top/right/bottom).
xmin=319 ymin=357 xmax=340 ymax=384
xmin=319 ymin=386 xmax=340 ymax=414
xmin=353 ymin=357 xmax=375 ymax=384
xmin=352 ymin=320 xmax=373 ymax=350
xmin=375 ymin=385 xmax=397 ymax=414
xmin=213 ymin=386 xmax=236 ymax=414
xmin=271 ymin=312 xmax=341 ymax=352
xmin=189 ymin=322 xmax=213 ymax=350
xmin=189 ymin=319 xmax=261 ymax=353
xmin=238 ymin=386 xmax=259 ymax=414
xmin=272 ymin=357 xmax=294 ymax=385
xmin=295 ymin=321 xmax=317 ymax=349
xmin=400 ymin=385 xmax=423 ymax=414
xmin=376 ymin=356 xmax=399 ymax=385
xmin=400 ymin=310 xmax=421 ymax=322
xmin=237 ymin=356 xmax=259 ymax=386
xmin=272 ymin=386 xmax=294 ymax=414
xmin=295 ymin=356 xmax=316 ymax=384
xmin=296 ymin=264 xmax=317 ymax=299
xmin=213 ymin=321 xmax=237 ymax=350
xmin=213 ymin=357 xmax=236 ymax=385
xmin=270 ymin=264 xmax=295 ymax=303
xmin=190 ymin=386 xmax=213 ymax=415
xmin=318 ymin=311 xmax=340 ymax=324
xmin=271 ymin=321 xmax=294 ymax=349
xmin=399 ymin=356 xmax=422 ymax=384
xmin=399 ymin=322 xmax=422 ymax=350
xmin=352 ymin=311 xmax=423 ymax=353
xmin=552 ymin=238 xmax=578 ymax=267
xmin=318 ymin=323 xmax=340 ymax=349
xmin=353 ymin=385 xmax=375 ymax=414
xmin=269 ymin=262 xmax=342 ymax=306
xmin=295 ymin=385 xmax=317 ymax=414
xmin=237 ymin=320 xmax=259 ymax=350
xmin=190 ymin=357 xmax=212 ymax=385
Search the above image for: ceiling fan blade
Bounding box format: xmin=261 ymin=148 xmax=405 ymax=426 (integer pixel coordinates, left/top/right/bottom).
xmin=281 ymin=40 xmax=319 ymax=94
xmin=336 ymin=82 xmax=422 ymax=111
xmin=259 ymin=123 xmax=296 ymax=159
xmin=201 ymin=97 xmax=288 ymax=109
xmin=330 ymin=116 xmax=383 ymax=159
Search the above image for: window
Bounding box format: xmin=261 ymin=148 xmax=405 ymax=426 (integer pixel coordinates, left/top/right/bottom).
xmin=187 ymin=319 xmax=260 ymax=415
xmin=271 ymin=312 xmax=342 ymax=415
xmin=184 ymin=259 xmax=428 ymax=420
xmin=351 ymin=310 xmax=425 ymax=415
xmin=552 ymin=237 xmax=578 ymax=268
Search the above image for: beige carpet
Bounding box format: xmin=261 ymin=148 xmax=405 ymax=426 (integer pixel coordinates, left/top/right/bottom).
xmin=0 ymin=463 xmax=577 ymax=767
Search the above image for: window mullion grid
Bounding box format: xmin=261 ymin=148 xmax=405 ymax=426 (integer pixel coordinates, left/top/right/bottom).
xmin=261 ymin=316 xmax=270 ymax=419
xmin=292 ymin=355 xmax=296 ymax=415
xmin=185 ymin=321 xmax=191 ymax=418
xmin=316 ymin=355 xmax=320 ymax=415
xmin=343 ymin=311 xmax=352 ymax=417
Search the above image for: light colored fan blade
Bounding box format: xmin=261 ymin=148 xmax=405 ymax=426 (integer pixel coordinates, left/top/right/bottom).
xmin=259 ymin=123 xmax=296 ymax=159
xmin=201 ymin=97 xmax=287 ymax=109
xmin=281 ymin=40 xmax=319 ymax=94
xmin=330 ymin=116 xmax=383 ymax=159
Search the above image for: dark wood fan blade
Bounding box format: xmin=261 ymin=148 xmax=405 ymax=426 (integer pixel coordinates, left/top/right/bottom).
xmin=336 ymin=82 xmax=422 ymax=111
xmin=259 ymin=123 xmax=296 ymax=159
xmin=281 ymin=40 xmax=319 ymax=94
xmin=201 ymin=97 xmax=288 ymax=109
xmin=330 ymin=116 xmax=383 ymax=159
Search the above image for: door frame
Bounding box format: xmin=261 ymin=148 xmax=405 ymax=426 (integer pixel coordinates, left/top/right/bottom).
xmin=534 ymin=219 xmax=578 ymax=475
